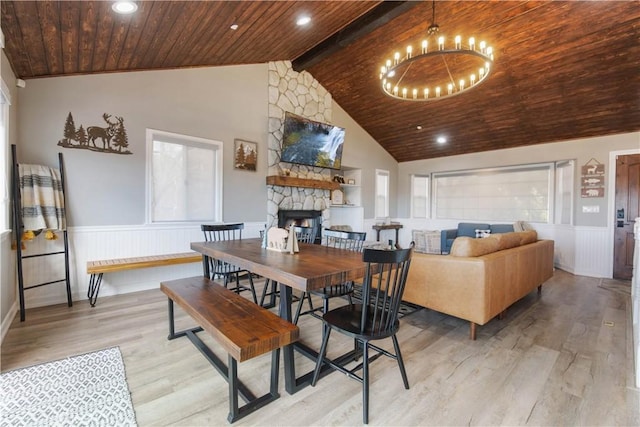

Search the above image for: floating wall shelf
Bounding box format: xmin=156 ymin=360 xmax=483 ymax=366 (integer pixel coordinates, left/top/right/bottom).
xmin=266 ymin=175 xmax=339 ymax=190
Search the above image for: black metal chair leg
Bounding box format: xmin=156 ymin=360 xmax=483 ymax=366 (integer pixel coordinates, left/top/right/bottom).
xmin=246 ymin=273 xmax=257 ymax=304
xmin=311 ymin=327 xmax=332 ymax=386
xmin=392 ymin=334 xmax=409 ymax=389
xmin=362 ymin=341 xmax=369 ymax=424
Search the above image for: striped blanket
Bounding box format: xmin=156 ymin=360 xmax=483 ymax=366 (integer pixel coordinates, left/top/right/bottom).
xmin=19 ymin=164 xmax=66 ymax=232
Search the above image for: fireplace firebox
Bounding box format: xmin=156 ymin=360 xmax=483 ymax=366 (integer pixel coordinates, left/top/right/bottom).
xmin=278 ymin=210 xmax=322 ymax=244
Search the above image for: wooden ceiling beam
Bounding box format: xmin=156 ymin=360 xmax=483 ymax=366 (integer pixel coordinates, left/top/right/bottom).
xmin=291 ymin=1 xmax=419 ymax=72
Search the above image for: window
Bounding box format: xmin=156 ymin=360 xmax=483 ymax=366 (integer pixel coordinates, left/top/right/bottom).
xmin=0 ymin=79 xmax=10 ymax=231
xmin=411 ymin=174 xmax=429 ymax=218
xmin=375 ymin=169 xmax=389 ymax=218
xmin=146 ymin=129 xmax=222 ymax=223
xmin=433 ymin=162 xmax=573 ymax=223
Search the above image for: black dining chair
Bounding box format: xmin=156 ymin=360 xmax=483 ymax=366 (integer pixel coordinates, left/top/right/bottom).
xmin=311 ymin=244 xmax=414 ymax=424
xmin=201 ymin=223 xmax=257 ymax=304
xmin=259 ymin=226 xmax=317 ymax=308
xmin=293 ymin=229 xmax=367 ymax=324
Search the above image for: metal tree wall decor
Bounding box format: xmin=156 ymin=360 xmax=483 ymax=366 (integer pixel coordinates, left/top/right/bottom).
xmin=57 ymin=112 xmax=132 ymax=154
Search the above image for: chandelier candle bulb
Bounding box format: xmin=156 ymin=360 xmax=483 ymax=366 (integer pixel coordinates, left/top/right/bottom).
xmin=407 ymin=46 xmax=412 ymax=58
xmin=455 ymin=35 xmax=461 ymax=49
xmin=436 ymin=86 xmax=441 ymax=97
xmin=480 ymin=41 xmax=486 ymax=53
xmin=402 ymin=88 xmax=408 ymax=98
xmin=424 ymin=88 xmax=429 ymax=98
xmin=459 ymin=79 xmax=465 ymax=90
xmin=447 ymin=84 xmax=453 ymax=95
xmin=394 ymin=52 xmax=400 ymax=65
xmin=422 ymin=40 xmax=428 ymax=54
xmin=470 ymin=74 xmax=476 ymax=85
xmin=469 ymin=37 xmax=475 ymax=50
xmin=438 ymin=36 xmax=445 ymax=50
xmin=413 ymin=88 xmax=418 ymax=99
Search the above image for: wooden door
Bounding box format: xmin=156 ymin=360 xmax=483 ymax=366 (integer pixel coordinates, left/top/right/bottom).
xmin=614 ymin=153 xmax=640 ymax=280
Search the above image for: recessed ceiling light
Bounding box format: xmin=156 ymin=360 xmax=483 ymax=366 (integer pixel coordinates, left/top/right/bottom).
xmin=296 ymin=16 xmax=311 ymax=26
xmin=416 ymin=125 xmax=423 ymax=130
xmin=436 ymin=136 xmax=447 ymax=144
xmin=112 ymin=1 xmax=137 ymax=14
xmin=230 ymin=23 xmax=239 ymax=30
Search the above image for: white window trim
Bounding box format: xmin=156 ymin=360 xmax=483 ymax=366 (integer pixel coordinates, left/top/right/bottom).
xmin=375 ymin=169 xmax=390 ymax=219
xmin=1 ymin=78 xmax=11 ymax=232
xmin=145 ymin=128 xmax=223 ymax=224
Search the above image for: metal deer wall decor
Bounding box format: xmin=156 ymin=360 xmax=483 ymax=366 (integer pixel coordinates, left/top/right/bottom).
xmin=57 ymin=112 xmax=132 ymax=154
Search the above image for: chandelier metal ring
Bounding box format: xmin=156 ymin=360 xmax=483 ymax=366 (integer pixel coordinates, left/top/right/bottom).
xmin=379 ymin=1 xmax=494 ymax=102
xmin=380 ymin=47 xmax=494 ymax=101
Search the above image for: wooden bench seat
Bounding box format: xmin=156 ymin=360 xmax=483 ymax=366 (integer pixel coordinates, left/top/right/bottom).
xmin=86 ymin=252 xmax=202 ymax=306
xmin=161 ymin=276 xmax=299 ymax=423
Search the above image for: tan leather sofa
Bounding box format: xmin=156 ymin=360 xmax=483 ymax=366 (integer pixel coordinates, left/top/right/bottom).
xmin=403 ymin=231 xmax=554 ymax=339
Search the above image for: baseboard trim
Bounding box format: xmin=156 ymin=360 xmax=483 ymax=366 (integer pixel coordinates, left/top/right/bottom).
xmin=1 ymin=301 xmax=18 ymax=344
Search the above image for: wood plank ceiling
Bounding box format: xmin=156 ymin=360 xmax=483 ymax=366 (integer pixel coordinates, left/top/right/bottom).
xmin=2 ymin=1 xmax=639 ymax=162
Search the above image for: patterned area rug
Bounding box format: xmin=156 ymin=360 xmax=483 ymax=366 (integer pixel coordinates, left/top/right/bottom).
xmin=351 ymin=285 xmax=423 ymax=318
xmin=1 ymin=347 xmax=137 ymax=427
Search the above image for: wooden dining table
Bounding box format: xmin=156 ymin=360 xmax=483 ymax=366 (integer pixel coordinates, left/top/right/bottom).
xmin=191 ymin=238 xmax=368 ymax=394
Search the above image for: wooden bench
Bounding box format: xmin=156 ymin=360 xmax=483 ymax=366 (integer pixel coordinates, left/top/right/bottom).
xmin=161 ymin=276 xmax=299 ymax=423
xmin=86 ymin=252 xmax=202 ymax=306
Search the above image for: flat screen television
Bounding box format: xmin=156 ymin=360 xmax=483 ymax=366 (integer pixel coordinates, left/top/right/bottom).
xmin=280 ymin=112 xmax=345 ymax=170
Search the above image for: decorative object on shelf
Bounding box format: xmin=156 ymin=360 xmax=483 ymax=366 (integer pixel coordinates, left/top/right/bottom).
xmin=331 ymin=188 xmax=344 ymax=205
xmin=332 ymin=175 xmax=345 ymax=183
xmin=234 ymin=139 xmax=257 ymax=171
xmin=378 ymin=0 xmax=494 ymax=101
xmin=57 ymin=112 xmax=131 ymax=154
xmin=347 ymin=178 xmax=356 ymax=185
xmin=580 ymin=158 xmax=605 ymax=198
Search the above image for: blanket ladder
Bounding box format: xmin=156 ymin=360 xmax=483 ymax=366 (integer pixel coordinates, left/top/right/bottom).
xmin=11 ymin=144 xmax=72 ymax=321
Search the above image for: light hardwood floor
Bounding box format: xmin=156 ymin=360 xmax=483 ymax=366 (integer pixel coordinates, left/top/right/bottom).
xmin=2 ymin=269 xmax=639 ymax=426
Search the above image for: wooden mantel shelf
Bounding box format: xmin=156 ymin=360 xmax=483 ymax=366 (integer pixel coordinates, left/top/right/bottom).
xmin=266 ymin=175 xmax=340 ymax=190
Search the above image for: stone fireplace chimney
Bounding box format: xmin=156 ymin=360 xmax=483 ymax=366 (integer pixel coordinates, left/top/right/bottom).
xmin=266 ymin=60 xmax=334 ymax=231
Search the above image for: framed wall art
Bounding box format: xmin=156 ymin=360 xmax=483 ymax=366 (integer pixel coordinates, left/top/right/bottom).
xmin=234 ymin=139 xmax=257 ymax=171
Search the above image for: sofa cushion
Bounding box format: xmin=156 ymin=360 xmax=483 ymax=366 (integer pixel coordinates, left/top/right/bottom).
xmin=492 ymin=232 xmax=522 ymax=251
xmin=519 ymin=230 xmax=538 ymax=245
xmin=458 ymin=223 xmax=490 ymax=238
xmin=490 ymin=223 xmax=515 ymax=234
xmin=450 ymin=236 xmax=500 ymax=257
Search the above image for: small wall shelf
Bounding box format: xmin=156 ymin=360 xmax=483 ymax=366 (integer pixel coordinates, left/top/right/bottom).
xmin=266 ymin=175 xmax=339 ymax=190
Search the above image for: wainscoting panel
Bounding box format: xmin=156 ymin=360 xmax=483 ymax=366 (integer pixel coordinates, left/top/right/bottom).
xmin=18 ymin=222 xmax=265 ymax=309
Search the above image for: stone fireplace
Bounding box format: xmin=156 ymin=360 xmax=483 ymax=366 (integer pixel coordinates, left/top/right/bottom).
xmin=266 ymin=60 xmax=335 ymax=233
xmin=278 ymin=209 xmax=323 ymax=244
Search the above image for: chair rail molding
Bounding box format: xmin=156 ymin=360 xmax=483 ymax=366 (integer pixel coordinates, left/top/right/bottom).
xmin=16 ymin=222 xmax=265 ymax=309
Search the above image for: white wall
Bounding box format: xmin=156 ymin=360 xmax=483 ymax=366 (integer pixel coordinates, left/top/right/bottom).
xmin=332 ymin=103 xmax=398 ymax=218
xmin=16 ymin=65 xmax=270 ymax=226
xmin=397 ymin=132 xmax=640 ymax=226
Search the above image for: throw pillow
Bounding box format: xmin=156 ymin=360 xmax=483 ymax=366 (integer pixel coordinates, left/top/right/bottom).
xmin=411 ymin=230 xmax=441 ymax=254
xmin=475 ymin=229 xmax=491 ymax=238
xmin=411 ymin=229 xmax=427 ymax=253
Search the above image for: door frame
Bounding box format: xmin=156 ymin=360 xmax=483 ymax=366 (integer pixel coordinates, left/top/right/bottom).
xmin=607 ymin=148 xmax=640 ymax=278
